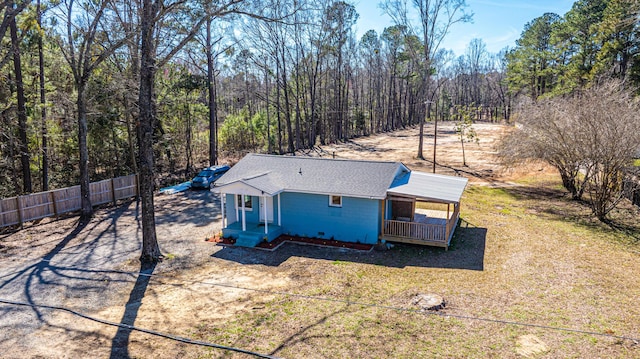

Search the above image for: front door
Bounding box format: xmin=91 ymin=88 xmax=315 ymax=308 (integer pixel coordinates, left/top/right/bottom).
xmin=259 ymin=196 xmax=274 ymax=222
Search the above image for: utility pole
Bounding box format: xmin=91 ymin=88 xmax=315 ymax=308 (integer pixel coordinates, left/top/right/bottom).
xmin=432 ymin=101 xmax=437 ymax=173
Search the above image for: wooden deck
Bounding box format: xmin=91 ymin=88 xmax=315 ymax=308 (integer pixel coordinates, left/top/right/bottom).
xmin=381 ymin=206 xmax=460 ymax=249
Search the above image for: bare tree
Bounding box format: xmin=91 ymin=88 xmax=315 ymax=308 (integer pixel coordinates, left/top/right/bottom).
xmin=499 ymin=79 xmax=640 ymax=220
xmin=499 ymin=97 xmax=592 ymax=200
xmin=382 ymin=0 xmax=472 ymax=162
xmin=55 ymin=0 xmax=131 ymax=220
xmin=137 ymin=0 xmax=291 ymax=262
xmin=577 ymin=80 xmax=640 ymax=219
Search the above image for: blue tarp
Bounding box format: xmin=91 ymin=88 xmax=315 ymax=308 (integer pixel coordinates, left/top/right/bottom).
xmin=159 ymin=181 xmax=192 ymax=194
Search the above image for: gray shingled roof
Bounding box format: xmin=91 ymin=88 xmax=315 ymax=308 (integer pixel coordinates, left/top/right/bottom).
xmin=388 ymin=171 xmax=468 ymax=203
xmin=215 ymin=154 xmax=406 ymax=199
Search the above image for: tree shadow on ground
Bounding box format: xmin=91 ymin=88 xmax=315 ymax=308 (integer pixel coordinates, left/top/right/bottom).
xmin=0 ymin=205 xmax=140 ymax=341
xmin=503 ymin=184 xmax=640 ymax=244
xmin=109 ymin=261 xmax=156 ymax=359
xmin=268 ymin=303 xmax=351 ymax=357
xmin=154 ymin=190 xmax=220 ymax=229
xmin=212 ymin=219 xmax=486 ymax=270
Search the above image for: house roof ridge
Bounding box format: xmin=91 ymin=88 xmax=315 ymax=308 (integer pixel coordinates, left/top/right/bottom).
xmin=247 ymin=153 xmax=401 ymax=165
xmin=241 ymin=171 xmax=271 ymax=181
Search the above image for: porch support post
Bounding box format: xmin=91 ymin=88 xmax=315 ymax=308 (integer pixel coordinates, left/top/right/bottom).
xmin=241 ymin=195 xmax=246 ymax=231
xmin=263 ymin=195 xmax=268 ymax=234
xmin=277 ymin=193 xmax=281 ymax=226
xmin=221 ymin=193 xmax=225 ymax=228
xmin=380 ymin=199 xmax=386 ymax=238
xmin=445 ymin=203 xmax=451 ymax=242
xmin=235 ymin=194 xmax=239 ymax=225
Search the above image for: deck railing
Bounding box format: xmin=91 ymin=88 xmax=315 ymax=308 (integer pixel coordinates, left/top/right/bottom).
xmin=383 ymin=220 xmax=447 ymax=243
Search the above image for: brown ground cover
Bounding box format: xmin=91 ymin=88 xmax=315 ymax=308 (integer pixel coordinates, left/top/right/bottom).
xmin=0 ymin=122 xmax=638 ymax=358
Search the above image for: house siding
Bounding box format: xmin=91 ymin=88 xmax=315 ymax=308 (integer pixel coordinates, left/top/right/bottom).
xmin=280 ymin=192 xmax=380 ymax=244
xmin=225 ymin=194 xmax=260 ymax=224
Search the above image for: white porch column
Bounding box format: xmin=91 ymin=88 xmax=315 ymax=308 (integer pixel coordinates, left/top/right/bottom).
xmin=277 ymin=193 xmax=281 ymax=226
xmin=235 ymin=194 xmax=239 ymax=225
xmin=241 ymin=195 xmax=246 ymax=231
xmin=263 ymin=195 xmax=268 ymax=234
xmin=220 ymin=193 xmax=226 ymax=228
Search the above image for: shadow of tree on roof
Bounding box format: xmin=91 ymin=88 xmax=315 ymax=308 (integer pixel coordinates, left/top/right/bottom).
xmin=212 ymin=219 xmax=486 ymax=271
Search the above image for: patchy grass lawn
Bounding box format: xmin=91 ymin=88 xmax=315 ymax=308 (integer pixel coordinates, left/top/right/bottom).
xmin=189 ymin=178 xmax=640 ymax=359
xmin=4 ymin=123 xmax=637 ymax=358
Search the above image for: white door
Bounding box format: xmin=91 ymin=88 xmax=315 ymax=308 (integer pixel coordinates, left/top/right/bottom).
xmin=259 ymin=196 xmax=274 ymax=222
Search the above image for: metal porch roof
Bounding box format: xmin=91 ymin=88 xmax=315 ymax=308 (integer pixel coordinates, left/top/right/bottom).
xmin=387 ymin=171 xmax=468 ymax=204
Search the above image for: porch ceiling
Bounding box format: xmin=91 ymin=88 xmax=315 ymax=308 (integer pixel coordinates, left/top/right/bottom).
xmin=212 ymin=172 xmax=283 ymax=196
xmin=388 ymin=171 xmax=468 ymax=204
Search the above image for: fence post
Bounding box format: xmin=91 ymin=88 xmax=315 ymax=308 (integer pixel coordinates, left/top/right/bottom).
xmin=111 ymin=178 xmax=117 ymax=206
xmin=50 ymin=191 xmax=58 ymax=219
xmin=16 ymin=196 xmax=23 ymax=228
xmin=0 ymin=199 xmax=4 ymax=227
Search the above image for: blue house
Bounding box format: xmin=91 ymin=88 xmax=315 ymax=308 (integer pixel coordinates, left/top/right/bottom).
xmin=212 ymin=154 xmax=468 ymax=249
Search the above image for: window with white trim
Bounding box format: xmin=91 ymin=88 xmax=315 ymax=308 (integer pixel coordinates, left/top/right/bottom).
xmin=329 ymin=195 xmax=342 ymax=207
xmin=236 ymin=195 xmax=253 ymax=210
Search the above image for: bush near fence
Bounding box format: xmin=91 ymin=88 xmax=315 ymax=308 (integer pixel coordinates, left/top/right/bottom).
xmin=0 ymin=174 xmax=138 ymax=228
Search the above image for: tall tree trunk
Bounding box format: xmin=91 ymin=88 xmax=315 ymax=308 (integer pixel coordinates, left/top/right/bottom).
xmin=124 ymin=95 xmax=138 ymax=173
xmin=138 ymin=0 xmax=162 ymax=263
xmin=206 ymin=17 xmax=218 ymax=166
xmin=37 ymin=0 xmax=48 ymax=191
xmin=280 ymin=48 xmax=294 ymax=154
xmin=77 ymin=82 xmax=93 ymax=220
xmin=275 ymin=60 xmax=283 ymax=154
xmin=417 ymin=112 xmax=425 ymax=160
xmin=184 ymin=101 xmax=192 ymax=174
xmin=10 ymin=14 xmax=32 ymax=194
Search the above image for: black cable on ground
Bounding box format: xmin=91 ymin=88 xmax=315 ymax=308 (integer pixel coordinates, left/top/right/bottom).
xmin=0 ymin=298 xmax=280 ymax=359
xmin=9 ymin=261 xmax=640 ymax=346
xmin=127 ymin=270 xmax=640 ymax=344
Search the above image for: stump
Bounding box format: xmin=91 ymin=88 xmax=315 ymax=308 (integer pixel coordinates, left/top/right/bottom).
xmin=412 ymin=293 xmax=446 ymax=311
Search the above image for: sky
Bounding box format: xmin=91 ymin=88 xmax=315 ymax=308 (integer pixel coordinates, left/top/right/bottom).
xmin=354 ymin=0 xmax=575 ymax=56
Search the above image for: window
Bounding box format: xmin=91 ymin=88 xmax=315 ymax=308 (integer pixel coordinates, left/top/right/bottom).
xmin=236 ymin=195 xmax=253 ymax=210
xmin=329 ymin=195 xmax=342 ymax=207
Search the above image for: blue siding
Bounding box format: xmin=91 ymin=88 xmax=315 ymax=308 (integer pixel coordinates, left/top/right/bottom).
xmin=280 ymin=192 xmax=380 ymax=244
xmin=225 ymin=194 xmax=260 ymax=223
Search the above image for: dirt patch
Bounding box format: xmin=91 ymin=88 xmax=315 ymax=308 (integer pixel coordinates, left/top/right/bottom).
xmin=516 ymin=334 xmax=549 ymax=357
xmin=296 ymin=122 xmax=540 ymax=185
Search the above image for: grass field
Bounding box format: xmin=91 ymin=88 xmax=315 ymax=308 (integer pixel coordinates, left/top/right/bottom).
xmin=190 ymin=177 xmax=640 ymax=358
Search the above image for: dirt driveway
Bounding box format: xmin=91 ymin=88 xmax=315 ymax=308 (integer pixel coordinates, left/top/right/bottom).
xmin=0 ymin=122 xmax=540 ymax=358
xmin=0 ymin=188 xmax=231 ymax=356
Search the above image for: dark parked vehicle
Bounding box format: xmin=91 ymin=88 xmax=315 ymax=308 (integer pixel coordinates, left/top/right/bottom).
xmin=191 ymin=165 xmax=230 ymax=189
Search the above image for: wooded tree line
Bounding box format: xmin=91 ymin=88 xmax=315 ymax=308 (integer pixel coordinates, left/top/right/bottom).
xmin=2 ymin=0 xmax=506 ymax=201
xmin=506 ymin=0 xmax=640 ymax=98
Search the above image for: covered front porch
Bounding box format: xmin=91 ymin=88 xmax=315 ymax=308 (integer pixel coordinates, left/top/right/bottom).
xmin=381 ymin=171 xmax=468 ymax=250
xmin=212 ymin=173 xmax=285 ymax=248
xmin=382 ymin=198 xmax=460 ymax=249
